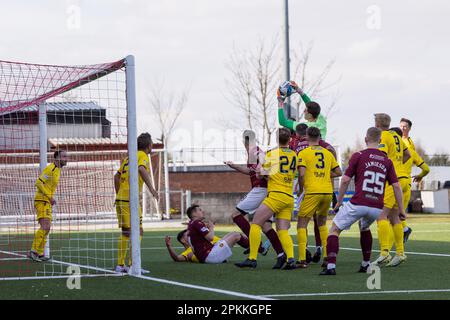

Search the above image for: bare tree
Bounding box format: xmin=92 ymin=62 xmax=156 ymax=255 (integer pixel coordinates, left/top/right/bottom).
xmin=224 ymin=38 xmax=281 ymax=146
xmin=148 ymin=81 xmax=189 ymax=146
xmin=223 ymin=38 xmax=340 ymax=146
xmin=291 ymin=41 xmax=341 ymax=119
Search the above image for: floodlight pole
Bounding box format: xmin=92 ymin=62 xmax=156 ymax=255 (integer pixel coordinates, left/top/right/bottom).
xmin=125 ymin=55 xmax=141 ymax=276
xmin=39 ymin=102 xmax=50 ymax=258
xmin=283 ymin=0 xmax=293 ymax=119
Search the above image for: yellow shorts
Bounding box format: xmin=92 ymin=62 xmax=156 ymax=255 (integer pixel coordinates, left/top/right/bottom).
xmin=298 ymin=194 xmax=333 ymax=218
xmin=263 ymin=192 xmax=294 ymax=221
xmin=384 ymin=178 xmax=410 ymax=209
xmin=116 ymin=201 xmax=143 ymax=229
xmin=403 ymin=180 xmax=412 ymax=210
xmin=35 ymin=201 xmax=52 ymax=221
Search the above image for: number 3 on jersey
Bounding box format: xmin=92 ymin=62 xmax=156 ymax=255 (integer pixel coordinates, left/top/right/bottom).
xmin=279 ymin=156 xmax=297 ymax=173
xmin=362 ymin=171 xmax=385 ymax=194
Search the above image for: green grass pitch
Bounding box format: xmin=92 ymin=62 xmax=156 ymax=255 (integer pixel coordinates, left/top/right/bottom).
xmin=1 ymin=215 xmax=450 ymax=300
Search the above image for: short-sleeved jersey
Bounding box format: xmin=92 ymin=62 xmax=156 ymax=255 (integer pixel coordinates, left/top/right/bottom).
xmin=116 ymin=150 xmax=150 ymax=201
xmin=187 ymin=219 xmax=213 ymax=263
xmin=262 ymin=147 xmax=298 ymax=196
xmin=34 ymin=163 xmax=61 ymax=203
xmin=181 ymin=236 xmax=220 ymax=263
xmin=247 ymin=146 xmax=267 ymax=188
xmin=345 ymin=148 xmax=398 ymax=209
xmin=398 ymin=148 xmax=426 ymax=179
xmin=379 ymin=130 xmax=408 ymax=176
xmin=298 ymin=146 xmax=339 ymax=195
xmin=403 ymin=136 xmax=416 ymax=152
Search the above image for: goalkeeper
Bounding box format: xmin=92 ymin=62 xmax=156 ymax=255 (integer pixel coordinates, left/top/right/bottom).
xmin=277 ymin=81 xmax=327 ymax=140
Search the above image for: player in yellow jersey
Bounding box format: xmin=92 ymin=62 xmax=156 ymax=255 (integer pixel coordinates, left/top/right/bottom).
xmin=29 ymin=151 xmax=68 ymax=262
xmin=391 ymin=126 xmax=430 ymax=242
xmin=296 ymin=127 xmax=342 ymax=268
xmin=164 ymin=230 xmax=220 ymax=262
xmin=400 ymin=118 xmax=416 ymax=152
xmin=114 ymin=133 xmax=159 ymax=273
xmin=236 ymin=128 xmax=299 ymax=270
xmin=373 ymin=113 xmax=410 ymax=267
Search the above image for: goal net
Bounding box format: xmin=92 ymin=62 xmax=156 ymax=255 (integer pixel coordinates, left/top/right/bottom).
xmin=0 ymin=56 xmax=158 ymax=279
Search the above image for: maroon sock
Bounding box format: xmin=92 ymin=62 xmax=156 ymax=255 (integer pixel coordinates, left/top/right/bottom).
xmin=264 ymin=228 xmax=284 ymax=255
xmin=327 ymin=235 xmax=339 ymax=265
xmin=313 ymin=216 xmax=322 ymax=247
xmin=237 ymin=234 xmax=249 ymax=249
xmin=360 ymin=230 xmax=373 ymax=262
xmin=232 ymin=214 xmax=250 ymax=236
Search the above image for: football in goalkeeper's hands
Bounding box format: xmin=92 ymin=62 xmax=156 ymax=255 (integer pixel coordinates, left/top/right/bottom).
xmin=277 ymin=81 xmax=296 ymax=99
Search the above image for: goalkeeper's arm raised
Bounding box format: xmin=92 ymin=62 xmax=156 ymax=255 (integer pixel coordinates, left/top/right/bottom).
xmin=277 ymin=87 xmax=328 ymax=139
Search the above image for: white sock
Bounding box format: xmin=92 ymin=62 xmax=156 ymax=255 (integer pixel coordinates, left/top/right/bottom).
xmin=403 ymin=227 xmax=409 ymax=232
xmin=361 ymin=261 xmax=370 ymax=267
xmin=327 ymin=263 xmax=336 ymax=270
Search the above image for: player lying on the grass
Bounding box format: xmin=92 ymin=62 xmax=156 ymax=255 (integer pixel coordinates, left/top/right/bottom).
xmin=277 ymin=80 xmax=327 ymax=140
xmin=399 ymin=118 xmax=430 ymax=242
xmin=164 ymin=230 xmax=220 ymax=262
xmin=321 ymin=127 xmax=404 ymax=275
xmin=186 ymin=205 xmax=250 ymax=264
xmin=388 ymin=127 xmax=430 ymax=246
xmin=224 ymin=129 xmax=285 ymax=260
xmin=236 ymin=128 xmax=301 ymax=270
xmin=296 ymin=127 xmax=342 ymax=268
xmin=29 ymin=150 xmax=68 ymax=262
xmin=373 ymin=114 xmax=410 ymax=267
xmin=290 ymin=123 xmax=337 ymax=263
xmin=114 ymin=132 xmax=159 ymax=273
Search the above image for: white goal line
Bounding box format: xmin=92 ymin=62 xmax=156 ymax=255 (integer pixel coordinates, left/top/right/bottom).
xmin=261 ymin=288 xmax=450 ymax=298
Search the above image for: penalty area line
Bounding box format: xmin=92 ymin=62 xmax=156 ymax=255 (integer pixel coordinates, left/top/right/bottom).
xmin=262 ymin=288 xmax=450 ymax=298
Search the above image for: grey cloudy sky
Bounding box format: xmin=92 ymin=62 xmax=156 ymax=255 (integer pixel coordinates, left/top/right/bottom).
xmin=1 ymin=0 xmax=449 ymax=154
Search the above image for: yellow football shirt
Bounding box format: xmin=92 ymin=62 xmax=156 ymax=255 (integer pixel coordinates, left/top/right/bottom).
xmin=181 ymin=236 xmax=220 ymax=262
xmin=34 ymin=163 xmax=61 ymax=203
xmin=116 ymin=150 xmax=150 ymax=201
xmin=297 ymin=146 xmax=339 ymax=195
xmin=398 ymin=148 xmax=426 ymax=179
xmin=403 ymin=136 xmax=416 ymax=152
xmin=262 ymin=147 xmax=298 ymax=196
xmin=379 ymin=130 xmax=408 ymax=175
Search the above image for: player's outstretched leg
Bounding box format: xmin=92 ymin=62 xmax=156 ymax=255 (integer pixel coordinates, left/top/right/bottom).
xmin=233 ymin=211 xmax=268 ymax=255
xmin=235 ymin=204 xmax=274 ymax=269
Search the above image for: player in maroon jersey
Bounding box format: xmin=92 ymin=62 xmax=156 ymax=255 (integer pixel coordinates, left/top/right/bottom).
xmin=224 ymin=130 xmax=287 ymax=268
xmin=290 ymin=123 xmax=337 ymax=264
xmin=320 ymin=127 xmax=405 ymax=275
xmin=186 ymin=205 xmax=251 ymax=264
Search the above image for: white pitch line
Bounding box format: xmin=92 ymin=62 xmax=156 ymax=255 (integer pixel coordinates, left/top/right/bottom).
xmin=262 ymin=288 xmax=450 ymax=298
xmin=0 ymin=249 xmax=273 ymax=300
xmin=0 ymin=273 xmax=124 ymax=281
xmin=131 ymin=273 xmax=274 ymax=301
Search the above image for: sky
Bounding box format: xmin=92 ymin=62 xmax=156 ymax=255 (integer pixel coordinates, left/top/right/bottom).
xmin=0 ymin=0 xmax=449 ymax=156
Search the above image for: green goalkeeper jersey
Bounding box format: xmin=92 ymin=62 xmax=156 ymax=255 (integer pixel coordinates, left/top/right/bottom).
xmin=278 ymin=93 xmax=327 ymax=140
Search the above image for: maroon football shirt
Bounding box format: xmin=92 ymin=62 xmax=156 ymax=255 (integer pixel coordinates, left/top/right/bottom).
xmin=187 ymin=219 xmax=213 ymax=263
xmin=291 ymin=136 xmax=336 ymax=158
xmin=247 ymin=146 xmax=267 ymax=188
xmin=345 ymin=148 xmax=398 ymax=209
